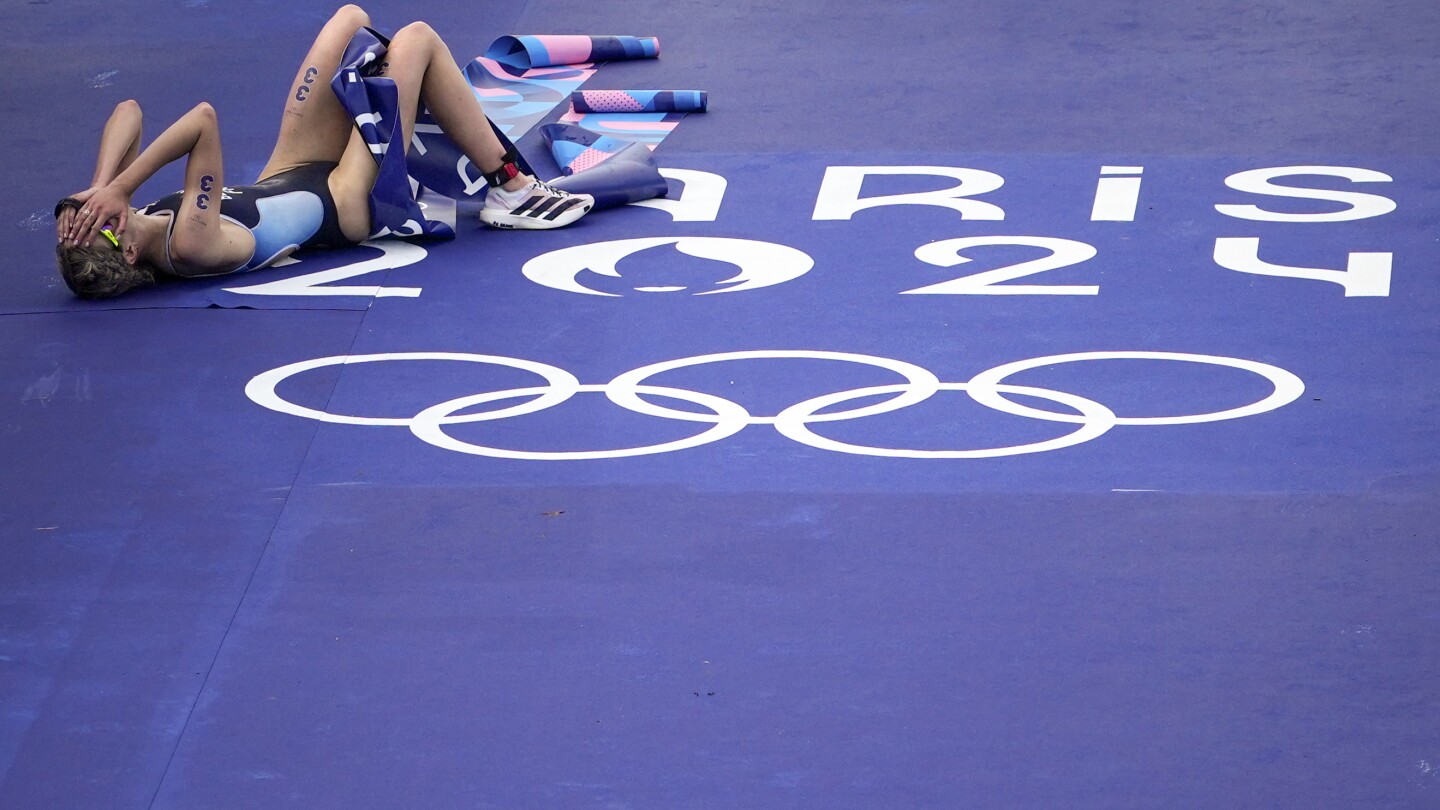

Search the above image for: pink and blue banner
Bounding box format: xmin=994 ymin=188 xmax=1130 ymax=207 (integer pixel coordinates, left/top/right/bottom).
xmin=557 ymin=107 xmax=687 ymax=150
xmin=545 ymin=127 xmax=668 ymax=209
xmin=459 ymin=58 xmax=598 ymax=141
xmin=570 ymin=90 xmax=707 ymax=113
xmin=485 ymin=35 xmax=659 ymax=70
xmin=557 ymin=90 xmax=704 ymax=150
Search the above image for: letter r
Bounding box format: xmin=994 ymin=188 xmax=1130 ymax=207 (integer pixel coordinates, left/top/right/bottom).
xmin=812 ymin=166 xmax=1006 ymax=221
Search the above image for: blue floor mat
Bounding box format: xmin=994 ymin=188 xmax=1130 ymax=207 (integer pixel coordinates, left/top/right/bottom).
xmin=3 ymin=1 xmax=1440 ymax=807
xmin=0 ymin=309 xmax=363 ymax=807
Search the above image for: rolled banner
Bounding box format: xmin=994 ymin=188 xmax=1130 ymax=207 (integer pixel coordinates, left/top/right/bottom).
xmin=485 ymin=35 xmax=659 ymax=70
xmin=570 ymin=90 xmax=707 ymax=114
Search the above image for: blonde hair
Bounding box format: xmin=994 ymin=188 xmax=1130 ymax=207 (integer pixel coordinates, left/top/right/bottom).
xmin=55 ymin=244 xmax=156 ymax=299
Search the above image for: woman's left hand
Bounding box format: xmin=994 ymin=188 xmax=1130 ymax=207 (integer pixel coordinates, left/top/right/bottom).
xmin=64 ymin=184 xmax=131 ymax=247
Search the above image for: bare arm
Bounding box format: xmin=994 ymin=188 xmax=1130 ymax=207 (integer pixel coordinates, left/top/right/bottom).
xmin=151 ymin=103 xmax=251 ymax=275
xmin=92 ymin=99 xmax=143 ymax=187
xmin=57 ymin=100 xmax=143 ymax=243
xmin=65 ymin=102 xmax=240 ymax=275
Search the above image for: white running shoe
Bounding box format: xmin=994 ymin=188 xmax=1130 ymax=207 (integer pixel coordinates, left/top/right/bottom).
xmin=480 ymin=180 xmax=594 ymax=230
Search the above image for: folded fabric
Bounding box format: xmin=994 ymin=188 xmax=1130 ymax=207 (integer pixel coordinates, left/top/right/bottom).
xmin=541 ymin=122 xmax=641 ymax=176
xmin=541 ymin=121 xmax=671 ymax=207
xmin=570 ymin=90 xmax=707 ymax=113
xmin=331 ymin=27 xmax=533 ymax=239
xmin=485 ymin=35 xmax=659 ymax=70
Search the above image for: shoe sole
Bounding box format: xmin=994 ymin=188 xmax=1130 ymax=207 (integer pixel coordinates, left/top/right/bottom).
xmin=480 ymin=198 xmax=594 ymax=230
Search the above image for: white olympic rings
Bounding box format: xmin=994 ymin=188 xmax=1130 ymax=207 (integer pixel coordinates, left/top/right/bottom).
xmin=966 ymin=351 xmax=1306 ymax=425
xmin=245 ymin=349 xmax=1305 ymax=461
xmin=606 ymin=350 xmax=941 ymax=425
xmin=774 ymin=381 xmax=1117 ymax=458
xmin=244 ymin=352 xmax=579 ymax=426
xmin=412 ymin=384 xmax=750 ymax=460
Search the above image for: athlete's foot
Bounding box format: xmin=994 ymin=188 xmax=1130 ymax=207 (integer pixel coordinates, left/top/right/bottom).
xmin=480 ymin=179 xmax=593 ymax=229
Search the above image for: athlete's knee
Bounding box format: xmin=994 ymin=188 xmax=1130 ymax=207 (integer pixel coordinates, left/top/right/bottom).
xmin=330 ymin=4 xmax=370 ymax=31
xmin=393 ymin=20 xmax=440 ymax=46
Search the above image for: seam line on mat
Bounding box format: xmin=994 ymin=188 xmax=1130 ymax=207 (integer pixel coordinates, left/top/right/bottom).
xmin=144 ymin=307 xmax=372 ymax=808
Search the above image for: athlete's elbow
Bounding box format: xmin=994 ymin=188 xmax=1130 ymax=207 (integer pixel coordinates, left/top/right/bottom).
xmin=188 ymin=103 xmax=220 ymax=140
xmin=167 ymin=241 xmax=214 ymax=278
xmin=167 ymin=240 xmax=198 ymax=271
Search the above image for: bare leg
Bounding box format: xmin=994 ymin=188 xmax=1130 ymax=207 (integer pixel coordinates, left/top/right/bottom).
xmin=378 ymin=21 xmax=530 ymax=191
xmin=328 ymin=18 xmax=592 ymax=236
xmin=259 ymin=4 xmax=372 ymax=180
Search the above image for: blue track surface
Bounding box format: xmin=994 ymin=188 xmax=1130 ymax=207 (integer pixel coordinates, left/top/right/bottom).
xmin=3 ymin=1 xmax=1440 ymax=807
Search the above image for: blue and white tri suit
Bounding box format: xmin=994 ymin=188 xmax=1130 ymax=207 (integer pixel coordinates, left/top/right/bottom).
xmin=141 ymin=162 xmax=351 ymax=277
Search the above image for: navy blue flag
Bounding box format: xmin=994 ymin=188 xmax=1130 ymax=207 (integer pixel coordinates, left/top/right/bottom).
xmin=329 ymin=27 xmax=534 ymax=240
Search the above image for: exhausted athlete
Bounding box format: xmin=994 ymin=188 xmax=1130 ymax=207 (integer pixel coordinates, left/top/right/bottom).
xmin=55 ymin=5 xmax=592 ymax=298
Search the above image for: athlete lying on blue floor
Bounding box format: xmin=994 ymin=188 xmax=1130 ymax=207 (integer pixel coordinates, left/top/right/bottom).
xmin=55 ymin=5 xmax=592 ymax=298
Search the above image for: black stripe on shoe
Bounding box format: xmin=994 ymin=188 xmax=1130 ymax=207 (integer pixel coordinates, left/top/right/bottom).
xmin=526 ymin=197 xmax=561 ymax=217
xmin=509 ymin=195 xmax=544 ymax=216
xmin=542 ymin=198 xmax=585 ymax=221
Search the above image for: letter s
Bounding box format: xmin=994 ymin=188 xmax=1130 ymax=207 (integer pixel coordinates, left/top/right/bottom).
xmin=1215 ymin=166 xmax=1395 ymax=223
